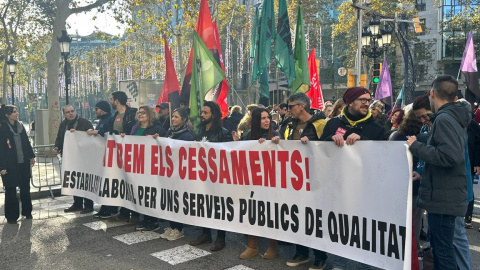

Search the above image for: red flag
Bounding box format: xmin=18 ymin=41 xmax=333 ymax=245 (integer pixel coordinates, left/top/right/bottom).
xmin=157 ymin=35 xmax=181 ymax=110
xmin=212 ymin=21 xmax=229 ymax=119
xmin=307 ymin=48 xmax=324 ymax=110
xmin=180 ymin=0 xmax=219 ymax=105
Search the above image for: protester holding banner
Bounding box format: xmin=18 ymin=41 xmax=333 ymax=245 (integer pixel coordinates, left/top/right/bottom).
xmin=54 ymin=105 xmax=94 ymax=214
xmin=282 ymin=92 xmax=326 ymax=142
xmin=159 ymin=108 xmax=195 ymax=241
xmin=320 ymin=87 xmax=385 ymax=145
xmin=279 ymin=93 xmax=328 ymax=269
xmin=0 ymin=105 xmax=35 ymax=224
xmin=88 ymin=91 xmax=138 ymax=219
xmin=190 ymin=101 xmax=232 ymax=251
xmin=128 ymin=105 xmax=167 ymax=231
xmin=407 ymin=75 xmax=471 ymax=270
xmin=92 ymin=100 xmax=113 ymax=135
xmin=155 ymin=102 xmax=171 ymax=131
xmin=239 ymin=107 xmax=280 ymax=260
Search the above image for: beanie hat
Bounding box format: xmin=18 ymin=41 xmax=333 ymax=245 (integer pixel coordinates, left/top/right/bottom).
xmin=343 ymin=87 xmax=370 ymax=105
xmin=95 ymin=101 xmax=111 ymax=113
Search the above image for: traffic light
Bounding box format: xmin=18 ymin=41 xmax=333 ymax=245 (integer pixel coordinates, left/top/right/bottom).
xmin=413 ymin=17 xmax=423 ymax=34
xmin=360 ymin=74 xmax=367 ymax=87
xmin=347 ymin=69 xmax=355 ymax=87
xmin=372 ymin=62 xmax=382 ymax=84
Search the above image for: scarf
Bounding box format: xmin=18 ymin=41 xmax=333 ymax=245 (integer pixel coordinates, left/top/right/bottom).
xmin=7 ymin=121 xmax=24 ymax=163
xmin=168 ymin=123 xmax=189 ymax=138
xmin=341 ymin=107 xmax=372 ymax=127
xmin=66 ymin=115 xmax=79 ymax=130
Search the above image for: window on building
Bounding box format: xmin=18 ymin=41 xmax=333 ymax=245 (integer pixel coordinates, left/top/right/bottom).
xmin=416 ymin=0 xmax=426 ymax=11
xmin=441 ymin=0 xmax=480 ymax=59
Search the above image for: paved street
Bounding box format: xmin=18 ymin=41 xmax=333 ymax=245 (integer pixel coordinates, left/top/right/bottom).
xmin=1 ymin=187 xmax=480 ymax=270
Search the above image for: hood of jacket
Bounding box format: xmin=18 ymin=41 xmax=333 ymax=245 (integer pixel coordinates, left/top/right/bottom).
xmin=435 ymin=102 xmax=470 ymax=129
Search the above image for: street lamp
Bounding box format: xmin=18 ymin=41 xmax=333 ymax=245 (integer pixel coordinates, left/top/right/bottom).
xmin=57 ymin=30 xmax=72 ymax=105
xmin=6 ymin=55 xmax=17 ymax=105
xmin=361 ymin=18 xmax=392 ymax=59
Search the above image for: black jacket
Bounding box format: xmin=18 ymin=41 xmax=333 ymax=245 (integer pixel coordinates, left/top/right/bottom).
xmin=96 ymin=112 xmax=113 ymax=134
xmin=223 ymin=113 xmax=244 ymax=133
xmin=55 ymin=116 xmax=93 ymax=153
xmin=168 ymin=129 xmax=196 ymax=141
xmin=283 ymin=112 xmax=327 ymax=141
xmin=196 ymin=126 xmax=232 ymax=142
xmin=0 ymin=121 xmax=35 ymax=187
xmin=467 ymin=119 xmax=480 ymax=173
xmin=130 ymin=124 xmax=167 ymax=137
xmin=155 ymin=116 xmax=171 ymax=131
xmin=105 ymin=106 xmax=138 ymax=135
xmin=320 ymin=113 xmax=385 ymax=141
xmin=409 ymin=102 xmax=471 ymax=216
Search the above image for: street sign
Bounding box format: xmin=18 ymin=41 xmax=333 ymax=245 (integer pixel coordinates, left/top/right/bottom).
xmin=338 ymin=67 xmax=347 ymax=76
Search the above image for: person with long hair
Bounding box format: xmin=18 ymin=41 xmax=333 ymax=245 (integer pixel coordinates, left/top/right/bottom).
xmin=329 ymin=99 xmax=346 ymax=119
xmin=386 ymin=108 xmax=405 ymax=131
xmin=237 ymin=104 xmax=259 ymax=138
xmin=0 ymin=105 xmax=35 ymax=224
xmin=239 ymin=108 xmax=280 ymax=260
xmin=157 ymin=108 xmax=195 ymax=241
xmin=190 ymin=101 xmax=232 ymax=251
xmin=126 ymin=105 xmax=166 ymax=231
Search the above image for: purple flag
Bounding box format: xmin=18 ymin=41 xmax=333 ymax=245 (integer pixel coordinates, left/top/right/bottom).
xmin=460 ymin=31 xmax=480 ymax=106
xmin=375 ymin=57 xmax=393 ymax=113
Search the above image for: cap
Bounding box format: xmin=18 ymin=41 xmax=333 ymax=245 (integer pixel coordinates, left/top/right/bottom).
xmin=95 ymin=101 xmax=111 ymax=113
xmin=156 ymin=102 xmax=169 ymax=109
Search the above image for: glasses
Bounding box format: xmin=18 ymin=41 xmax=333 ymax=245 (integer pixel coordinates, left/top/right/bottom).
xmin=137 ymin=111 xmax=146 ymax=115
xmin=355 ymin=98 xmax=372 ymax=104
xmin=288 ymin=104 xmax=301 ymax=110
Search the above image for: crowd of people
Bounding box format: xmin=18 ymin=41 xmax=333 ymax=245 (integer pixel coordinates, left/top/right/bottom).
xmin=0 ymin=74 xmax=478 ymax=270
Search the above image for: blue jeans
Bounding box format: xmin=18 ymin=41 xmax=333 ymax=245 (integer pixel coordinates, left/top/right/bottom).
xmin=454 ymin=216 xmax=472 ymax=270
xmin=428 ymin=213 xmax=457 ymax=270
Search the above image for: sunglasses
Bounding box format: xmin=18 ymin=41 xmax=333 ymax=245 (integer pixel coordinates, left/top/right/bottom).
xmin=288 ymin=104 xmax=301 ymax=110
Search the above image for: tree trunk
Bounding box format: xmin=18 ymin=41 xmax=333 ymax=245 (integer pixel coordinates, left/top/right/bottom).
xmin=45 ymin=0 xmax=71 ymax=144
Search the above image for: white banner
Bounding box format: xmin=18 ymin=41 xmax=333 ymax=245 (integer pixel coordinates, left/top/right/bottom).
xmin=61 ymin=132 xmax=412 ymax=270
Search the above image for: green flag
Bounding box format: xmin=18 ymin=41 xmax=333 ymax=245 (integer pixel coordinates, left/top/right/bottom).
xmin=190 ymin=31 xmax=226 ymax=129
xmin=292 ymin=5 xmax=310 ymax=93
xmin=258 ymin=0 xmax=274 ymax=73
xmin=274 ymin=0 xmax=295 ymax=87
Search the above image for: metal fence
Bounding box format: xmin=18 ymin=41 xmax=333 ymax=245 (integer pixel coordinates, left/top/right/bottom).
xmin=30 ymin=144 xmax=62 ymax=198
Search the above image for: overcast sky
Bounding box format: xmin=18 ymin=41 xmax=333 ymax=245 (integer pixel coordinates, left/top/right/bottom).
xmin=66 ymin=9 xmax=126 ymax=36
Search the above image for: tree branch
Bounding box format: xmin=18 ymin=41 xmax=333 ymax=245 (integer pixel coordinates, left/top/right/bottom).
xmin=71 ymin=0 xmax=114 ymax=15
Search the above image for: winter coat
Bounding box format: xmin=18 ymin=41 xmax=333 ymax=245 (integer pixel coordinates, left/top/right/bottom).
xmin=409 ymin=102 xmax=471 ymax=216
xmin=54 ymin=116 xmax=93 ymax=153
xmin=130 ymin=123 xmax=167 ymax=137
xmin=223 ymin=113 xmax=244 ymax=133
xmin=196 ymin=126 xmax=232 ymax=142
xmin=283 ymin=112 xmax=327 ymax=141
xmin=105 ymin=106 xmax=138 ymax=135
xmin=0 ymin=121 xmax=35 ymax=187
xmin=168 ymin=128 xmax=196 ymax=141
xmin=320 ymin=112 xmax=385 ymax=141
xmin=96 ymin=112 xmax=113 ymax=134
xmin=467 ymin=119 xmax=480 ymax=173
